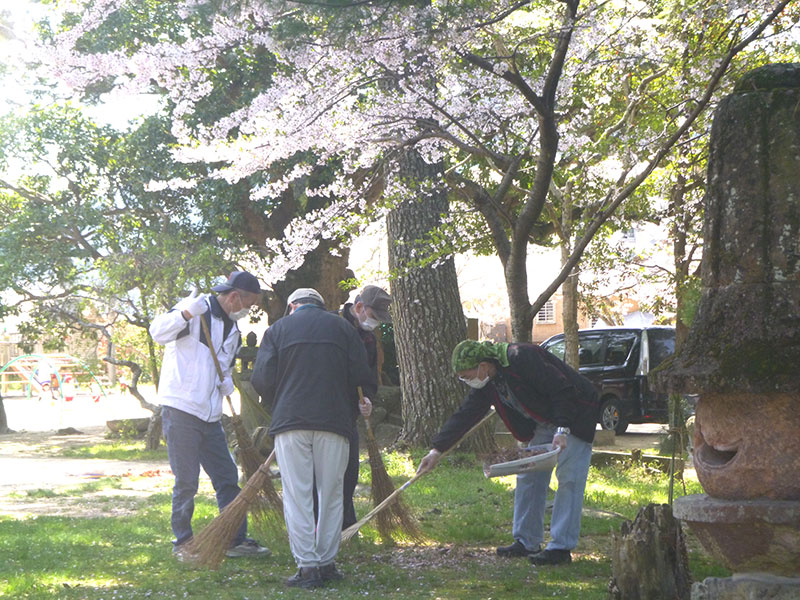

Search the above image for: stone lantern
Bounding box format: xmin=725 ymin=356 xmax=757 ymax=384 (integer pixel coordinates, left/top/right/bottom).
xmin=652 ymin=63 xmax=800 ymax=599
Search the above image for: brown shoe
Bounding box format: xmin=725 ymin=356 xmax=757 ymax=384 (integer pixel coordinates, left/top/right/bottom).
xmin=286 ymin=567 xmax=323 ymax=589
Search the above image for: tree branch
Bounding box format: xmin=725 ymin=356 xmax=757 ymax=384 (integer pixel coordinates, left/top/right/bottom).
xmin=55 ymin=311 xmax=159 ymax=413
xmin=542 ymin=0 xmax=579 ymax=107
xmin=417 ymin=96 xmax=513 ymax=170
xmin=445 ymin=172 xmax=512 ymax=264
xmin=526 ymin=0 xmax=792 ymax=323
xmin=461 ymin=51 xmax=547 ymax=116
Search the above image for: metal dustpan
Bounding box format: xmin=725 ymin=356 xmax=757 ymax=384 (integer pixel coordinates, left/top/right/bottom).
xmin=483 ymin=444 xmax=560 ymax=478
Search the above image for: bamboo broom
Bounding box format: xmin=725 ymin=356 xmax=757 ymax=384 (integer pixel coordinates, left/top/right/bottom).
xmin=342 ymin=409 xmax=496 ymax=543
xmin=198 ymin=316 xmax=283 ymax=517
xmin=358 ymin=387 xmax=422 ymax=541
xmin=179 ymin=450 xmax=277 ymax=569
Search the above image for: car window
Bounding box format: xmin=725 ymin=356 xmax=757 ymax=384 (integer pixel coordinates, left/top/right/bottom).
xmin=648 ymin=329 xmax=675 ymax=368
xmin=604 ymin=333 xmax=637 ymax=366
xmin=544 ymin=339 xmax=565 ymax=361
xmin=578 ymin=336 xmax=604 ymax=367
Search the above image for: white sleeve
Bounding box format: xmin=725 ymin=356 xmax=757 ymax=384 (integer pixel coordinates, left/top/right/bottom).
xmin=149 ymin=307 xmax=191 ymax=345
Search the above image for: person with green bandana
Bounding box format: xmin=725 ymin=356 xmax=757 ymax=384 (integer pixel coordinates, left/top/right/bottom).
xmin=416 ymin=339 xmax=599 ymax=566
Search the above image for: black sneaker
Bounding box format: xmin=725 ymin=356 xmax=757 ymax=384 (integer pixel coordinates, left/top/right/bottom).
xmin=496 ymin=540 xmax=537 ymax=557
xmin=286 ymin=567 xmax=323 ymax=589
xmin=319 ymin=562 xmax=344 ymax=582
xmin=529 ymin=549 xmax=572 ymax=566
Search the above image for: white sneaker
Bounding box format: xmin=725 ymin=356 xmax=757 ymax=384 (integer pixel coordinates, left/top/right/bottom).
xmin=225 ymin=538 xmax=271 ymax=558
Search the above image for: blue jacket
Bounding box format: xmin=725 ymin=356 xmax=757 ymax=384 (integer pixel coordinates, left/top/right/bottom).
xmin=251 ymin=304 xmax=372 ymax=439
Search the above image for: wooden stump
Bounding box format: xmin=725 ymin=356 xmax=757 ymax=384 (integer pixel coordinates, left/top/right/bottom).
xmin=608 ymin=503 xmax=691 ymax=600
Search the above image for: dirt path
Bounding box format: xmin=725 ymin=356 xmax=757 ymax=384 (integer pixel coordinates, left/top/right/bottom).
xmin=0 ymin=422 xmax=670 ymax=519
xmin=0 ymin=426 xmax=174 ymax=518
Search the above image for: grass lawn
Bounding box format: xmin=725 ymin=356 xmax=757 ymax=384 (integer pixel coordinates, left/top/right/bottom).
xmin=0 ymin=445 xmax=729 ymax=599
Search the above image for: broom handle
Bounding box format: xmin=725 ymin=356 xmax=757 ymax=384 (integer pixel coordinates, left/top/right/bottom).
xmin=259 ymin=448 xmax=277 ymax=472
xmin=240 ymin=449 xmax=278 ymax=502
xmin=357 ymin=386 xmax=376 ymax=440
xmin=198 ymin=315 xmax=239 ymax=418
xmin=345 ymin=409 xmax=496 ymax=534
xmin=431 ymin=408 xmax=495 ymax=461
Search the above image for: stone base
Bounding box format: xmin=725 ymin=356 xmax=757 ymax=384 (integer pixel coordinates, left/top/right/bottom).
xmin=674 ymin=494 xmax=800 ymax=576
xmin=692 ymin=574 xmax=800 ymax=600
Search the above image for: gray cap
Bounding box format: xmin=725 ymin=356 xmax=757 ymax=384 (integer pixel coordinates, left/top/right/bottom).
xmin=284 ymin=288 xmax=325 ymax=315
xmin=357 ymin=285 xmax=392 ymax=323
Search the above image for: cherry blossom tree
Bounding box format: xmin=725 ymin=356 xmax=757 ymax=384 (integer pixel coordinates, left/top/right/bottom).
xmin=30 ymin=1 xmax=797 ymax=448
xmin=41 ymin=0 xmax=798 ymax=342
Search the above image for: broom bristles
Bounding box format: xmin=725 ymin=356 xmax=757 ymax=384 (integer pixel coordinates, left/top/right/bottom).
xmin=180 ymin=455 xmax=278 ymax=569
xmin=359 ymin=388 xmax=421 ymax=541
xmin=342 ymin=476 xmax=419 ymax=542
xmin=229 ymin=415 xmax=283 ymax=519
xmin=342 ymin=410 xmax=498 ymax=543
xmin=364 ymin=433 xmax=423 ymax=541
xmin=231 ymin=415 xmax=263 ymax=480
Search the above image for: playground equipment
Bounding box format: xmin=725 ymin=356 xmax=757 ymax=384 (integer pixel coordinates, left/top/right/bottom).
xmin=0 ymin=353 xmax=109 ymax=402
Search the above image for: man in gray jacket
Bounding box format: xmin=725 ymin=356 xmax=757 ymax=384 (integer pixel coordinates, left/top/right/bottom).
xmin=251 ymin=288 xmax=372 ymax=589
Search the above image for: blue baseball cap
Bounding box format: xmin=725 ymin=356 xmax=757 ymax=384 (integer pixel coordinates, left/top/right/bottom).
xmin=211 ymin=271 xmax=262 ymax=294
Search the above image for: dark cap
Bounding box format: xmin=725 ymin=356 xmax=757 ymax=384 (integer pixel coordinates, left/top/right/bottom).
xmin=357 ymin=285 xmax=392 ymax=322
xmin=211 ymin=271 xmax=262 ymax=295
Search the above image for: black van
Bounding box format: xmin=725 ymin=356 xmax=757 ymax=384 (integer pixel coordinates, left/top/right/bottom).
xmin=540 ymin=326 xmax=676 ymax=434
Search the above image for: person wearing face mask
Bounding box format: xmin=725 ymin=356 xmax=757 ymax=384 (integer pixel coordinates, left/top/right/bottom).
xmin=416 ymin=339 xmax=599 ymax=566
xmin=149 ymin=270 xmax=270 ymax=560
xmin=336 ymin=285 xmax=393 ymax=528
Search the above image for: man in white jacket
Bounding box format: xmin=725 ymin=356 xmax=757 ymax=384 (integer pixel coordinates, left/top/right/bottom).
xmin=150 ymin=270 xmax=270 ymax=558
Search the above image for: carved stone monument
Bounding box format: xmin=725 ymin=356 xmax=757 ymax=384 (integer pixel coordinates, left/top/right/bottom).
xmin=653 ymin=63 xmax=800 ymax=598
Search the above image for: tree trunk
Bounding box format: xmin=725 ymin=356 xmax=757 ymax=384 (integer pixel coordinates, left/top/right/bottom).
xmin=671 ymin=173 xmax=691 ymax=352
xmin=667 ymin=169 xmax=699 ymax=501
xmin=388 ymin=149 xmax=494 ymax=452
xmin=609 ymin=503 xmax=692 ymax=600
xmin=146 ymin=337 xmax=160 ymax=393
xmin=144 ymin=410 xmax=162 ymax=451
xmin=506 ymin=254 xmax=533 ymax=343
xmin=562 ymin=266 xmax=580 ymax=369
xmin=561 ymin=187 xmax=579 ymax=369
xmin=103 ymin=353 xmax=161 ymax=448
xmin=0 ymin=393 xmax=12 ymax=434
xmin=263 ymin=241 xmax=352 ymax=324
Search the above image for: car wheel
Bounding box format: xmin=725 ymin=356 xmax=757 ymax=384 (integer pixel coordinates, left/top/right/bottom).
xmin=600 ymin=399 xmax=628 ymax=434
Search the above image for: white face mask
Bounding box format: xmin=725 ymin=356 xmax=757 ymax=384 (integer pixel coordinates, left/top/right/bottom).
xmin=360 ymin=316 xmax=381 ymax=331
xmin=460 ymin=365 xmax=491 ymax=389
xmin=463 ymin=374 xmax=490 ymax=389
xmin=227 ymin=293 xmax=250 ymax=320
xmin=228 ymin=308 xmax=249 ymax=320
